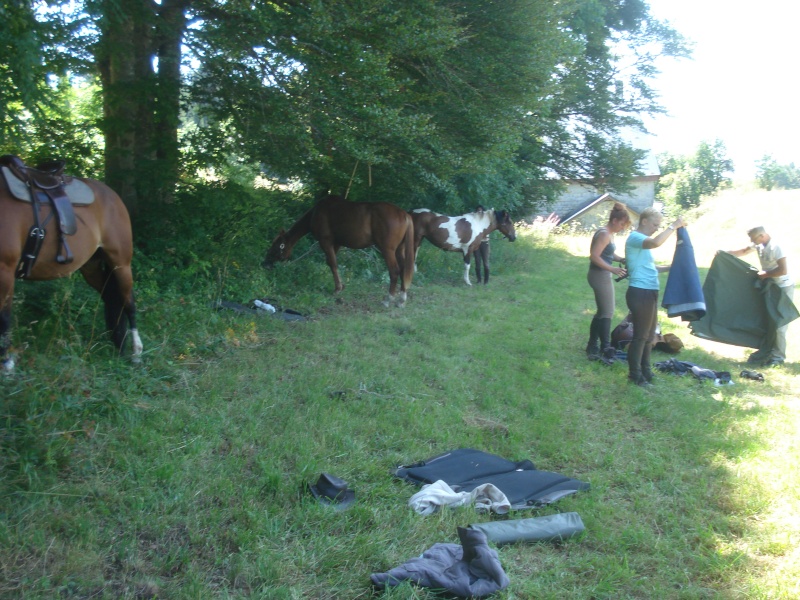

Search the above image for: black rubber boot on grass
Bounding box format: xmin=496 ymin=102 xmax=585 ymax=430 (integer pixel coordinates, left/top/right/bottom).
xmin=586 ymin=317 xmax=601 ymax=360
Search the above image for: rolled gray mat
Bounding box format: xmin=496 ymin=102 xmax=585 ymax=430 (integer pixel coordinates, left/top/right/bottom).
xmin=469 ymin=512 xmax=585 ymax=545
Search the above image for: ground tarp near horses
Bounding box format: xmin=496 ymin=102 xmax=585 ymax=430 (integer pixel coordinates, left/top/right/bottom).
xmin=395 ymin=448 xmax=590 ymax=510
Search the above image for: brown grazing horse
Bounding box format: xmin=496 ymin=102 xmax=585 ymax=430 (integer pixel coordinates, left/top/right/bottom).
xmin=410 ymin=207 xmax=516 ymax=285
xmin=263 ymin=195 xmax=415 ymax=307
xmin=0 ymin=156 xmax=142 ymax=372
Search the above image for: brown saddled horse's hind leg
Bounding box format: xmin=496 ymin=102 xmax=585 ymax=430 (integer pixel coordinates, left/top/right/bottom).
xmin=0 ymin=264 xmax=15 ymax=371
xmin=79 ymin=251 xmax=143 ymax=362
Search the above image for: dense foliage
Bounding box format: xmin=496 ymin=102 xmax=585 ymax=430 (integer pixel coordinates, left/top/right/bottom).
xmin=3 ymin=0 xmax=687 ymax=227
xmin=655 ymin=139 xmax=733 ymax=209
xmin=755 ymin=155 xmax=800 ymax=191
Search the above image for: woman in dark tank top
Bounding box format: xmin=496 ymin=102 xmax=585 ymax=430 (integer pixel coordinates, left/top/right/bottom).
xmin=586 ymin=202 xmax=630 ymax=362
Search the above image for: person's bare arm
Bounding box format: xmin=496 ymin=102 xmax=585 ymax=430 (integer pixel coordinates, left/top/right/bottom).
xmin=642 ymin=217 xmax=685 ymax=249
xmin=727 ymin=246 xmax=754 ymax=257
xmin=759 ymin=256 xmax=788 ymax=280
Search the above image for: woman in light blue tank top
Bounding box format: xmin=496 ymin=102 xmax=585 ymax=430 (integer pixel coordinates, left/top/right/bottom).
xmin=624 ymin=207 xmax=685 ymax=386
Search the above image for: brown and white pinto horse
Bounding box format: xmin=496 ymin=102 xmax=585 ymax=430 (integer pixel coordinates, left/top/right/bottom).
xmin=410 ymin=207 xmax=516 ymax=285
xmin=263 ymin=195 xmax=415 ymax=307
xmin=0 ymin=157 xmax=143 ymax=373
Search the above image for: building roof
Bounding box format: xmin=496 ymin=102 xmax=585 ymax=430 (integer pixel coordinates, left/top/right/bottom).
xmin=557 ymin=192 xmax=641 ymax=226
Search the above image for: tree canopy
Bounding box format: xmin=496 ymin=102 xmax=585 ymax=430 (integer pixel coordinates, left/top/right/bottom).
xmin=2 ymin=0 xmax=688 ymax=223
xmin=755 ymin=155 xmax=800 ymax=191
xmin=656 ymin=139 xmax=733 ymax=210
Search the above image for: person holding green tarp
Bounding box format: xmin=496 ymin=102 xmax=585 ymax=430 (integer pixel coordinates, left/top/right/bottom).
xmin=725 ymin=227 xmax=795 ymax=366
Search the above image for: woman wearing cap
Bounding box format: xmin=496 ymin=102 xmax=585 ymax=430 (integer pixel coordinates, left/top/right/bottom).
xmin=586 ymin=202 xmax=630 ymax=362
xmin=625 ymin=207 xmax=685 ymax=386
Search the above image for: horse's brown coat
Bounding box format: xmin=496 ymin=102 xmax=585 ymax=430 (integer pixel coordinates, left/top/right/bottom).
xmin=263 ymin=195 xmax=415 ymax=305
xmin=0 ymin=163 xmax=141 ymax=369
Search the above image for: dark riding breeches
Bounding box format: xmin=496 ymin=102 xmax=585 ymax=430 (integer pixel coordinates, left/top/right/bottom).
xmin=626 ymin=286 xmax=658 ymax=380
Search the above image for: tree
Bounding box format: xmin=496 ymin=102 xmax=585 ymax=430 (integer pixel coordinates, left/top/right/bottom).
xmin=4 ymin=0 xmax=689 ymax=222
xmin=656 ymin=139 xmax=732 ymax=208
xmin=756 ymin=155 xmax=800 ymax=191
xmin=1 ymin=0 xmax=90 ymax=154
xmin=92 ymin=0 xmax=188 ymax=215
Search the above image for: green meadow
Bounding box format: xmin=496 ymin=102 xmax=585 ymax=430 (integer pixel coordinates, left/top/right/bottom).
xmin=2 ymin=188 xmax=799 ymax=599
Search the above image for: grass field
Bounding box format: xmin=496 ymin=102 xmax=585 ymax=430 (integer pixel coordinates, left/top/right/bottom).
xmin=1 ymin=188 xmax=799 ymax=599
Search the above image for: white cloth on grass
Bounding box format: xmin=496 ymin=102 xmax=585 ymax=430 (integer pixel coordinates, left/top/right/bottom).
xmin=408 ymin=479 xmax=511 ymax=515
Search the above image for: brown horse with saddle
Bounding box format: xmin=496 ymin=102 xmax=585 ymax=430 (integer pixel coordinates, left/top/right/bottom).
xmin=0 ymin=155 xmax=143 ymax=372
xmin=263 ymin=194 xmax=415 ymax=307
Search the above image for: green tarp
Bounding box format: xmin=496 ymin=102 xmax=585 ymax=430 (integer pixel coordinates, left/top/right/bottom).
xmin=689 ymin=251 xmax=799 ymax=349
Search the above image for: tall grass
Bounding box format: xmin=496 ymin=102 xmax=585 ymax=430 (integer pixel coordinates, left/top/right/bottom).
xmin=1 ymin=190 xmax=799 ymax=599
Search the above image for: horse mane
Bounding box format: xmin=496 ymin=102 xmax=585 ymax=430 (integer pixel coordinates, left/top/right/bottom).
xmin=281 ymin=204 xmax=315 ymax=247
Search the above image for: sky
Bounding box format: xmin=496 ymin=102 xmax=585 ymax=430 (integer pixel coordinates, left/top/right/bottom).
xmin=642 ymin=0 xmax=800 ymax=179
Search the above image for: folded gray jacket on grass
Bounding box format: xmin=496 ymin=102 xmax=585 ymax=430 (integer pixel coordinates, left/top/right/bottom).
xmin=370 ymin=526 xmax=509 ymax=598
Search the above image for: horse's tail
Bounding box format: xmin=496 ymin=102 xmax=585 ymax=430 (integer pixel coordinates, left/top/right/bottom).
xmin=401 ymin=212 xmax=415 ymax=291
xmin=100 ymin=262 xmax=129 ymax=351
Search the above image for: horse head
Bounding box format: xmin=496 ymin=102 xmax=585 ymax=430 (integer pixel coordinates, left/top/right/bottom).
xmin=495 ymin=210 xmax=517 ymax=241
xmin=263 ymin=229 xmax=291 ymax=268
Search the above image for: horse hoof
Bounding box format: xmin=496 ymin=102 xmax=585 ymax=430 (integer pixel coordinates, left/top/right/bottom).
xmin=2 ymin=356 xmax=15 ymax=374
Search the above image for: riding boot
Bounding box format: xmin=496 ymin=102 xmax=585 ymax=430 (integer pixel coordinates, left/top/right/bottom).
xmin=627 ymin=337 xmax=645 ymax=384
xmin=586 ymin=317 xmax=601 ymax=360
xmin=641 ymin=340 xmax=654 ymax=382
xmin=598 ymin=317 xmax=615 ymax=365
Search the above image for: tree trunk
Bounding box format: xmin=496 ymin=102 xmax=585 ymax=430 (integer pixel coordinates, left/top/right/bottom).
xmin=97 ymin=0 xmax=142 ymax=215
xmin=152 ymin=0 xmax=187 ymax=206
xmin=96 ymin=0 xmax=186 ymax=222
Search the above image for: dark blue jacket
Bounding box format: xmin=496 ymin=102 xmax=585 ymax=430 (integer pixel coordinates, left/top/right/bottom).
xmin=662 ymin=227 xmax=706 ymax=321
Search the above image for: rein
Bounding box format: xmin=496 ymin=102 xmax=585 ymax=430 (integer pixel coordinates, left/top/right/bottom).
xmin=289 ymin=241 xmax=319 ymax=263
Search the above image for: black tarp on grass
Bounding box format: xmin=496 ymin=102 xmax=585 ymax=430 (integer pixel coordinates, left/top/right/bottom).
xmin=395 ymin=448 xmax=590 ymax=510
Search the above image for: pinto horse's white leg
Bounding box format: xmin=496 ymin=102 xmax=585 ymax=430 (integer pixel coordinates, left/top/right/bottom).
xmin=463 ymin=259 xmax=472 ymax=286
xmin=396 ymin=291 xmax=407 ymax=307
xmin=130 ymin=328 xmax=143 ymax=364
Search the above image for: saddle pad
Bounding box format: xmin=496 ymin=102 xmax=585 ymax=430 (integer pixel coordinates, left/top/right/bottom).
xmin=2 ymin=166 xmax=94 ymax=205
xmin=395 ymin=448 xmax=535 ymax=485
xmin=395 ymin=448 xmax=589 ymax=509
xmin=459 ymin=469 xmax=590 ymax=508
